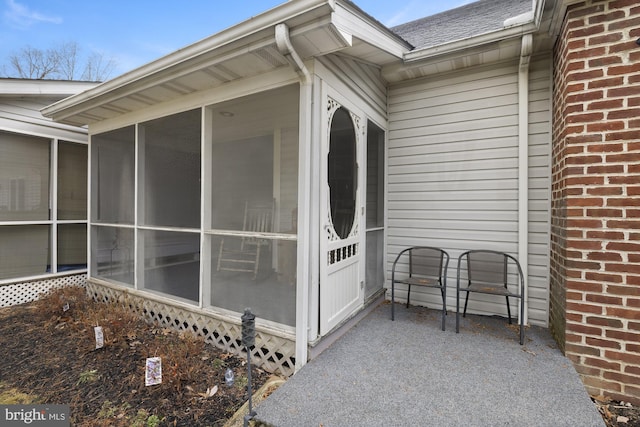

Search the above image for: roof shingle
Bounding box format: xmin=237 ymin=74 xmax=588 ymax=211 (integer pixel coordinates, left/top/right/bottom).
xmin=391 ymin=0 xmax=532 ymax=50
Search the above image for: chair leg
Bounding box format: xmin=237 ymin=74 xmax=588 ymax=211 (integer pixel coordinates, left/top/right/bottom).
xmin=252 ymin=246 xmax=261 ymax=280
xmin=440 ymin=288 xmax=447 ymax=315
xmin=440 ymin=287 xmax=446 ymax=331
xmin=216 ymin=239 xmax=224 ymax=272
xmin=519 ymin=298 xmax=525 ymax=345
xmin=505 ymin=296 xmax=512 ymax=324
xmin=391 ymin=282 xmax=395 ymax=321
xmin=463 ymin=292 xmax=470 ymax=318
xmin=406 ymin=285 xmax=411 ymax=309
xmin=456 ymin=289 xmax=460 ymax=333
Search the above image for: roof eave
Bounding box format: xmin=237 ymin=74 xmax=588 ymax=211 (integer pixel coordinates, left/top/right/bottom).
xmin=41 ymin=0 xmax=335 ymax=123
xmin=403 ymin=0 xmax=545 ymax=63
xmin=403 ymin=20 xmax=539 ymax=63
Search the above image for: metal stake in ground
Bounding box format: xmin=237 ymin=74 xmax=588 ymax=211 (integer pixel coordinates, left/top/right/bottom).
xmin=242 ymin=308 xmax=256 ymax=427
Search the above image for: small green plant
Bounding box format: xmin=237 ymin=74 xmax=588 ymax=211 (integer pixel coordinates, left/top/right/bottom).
xmin=97 ymin=401 xmax=115 ymax=419
xmin=235 ymin=374 xmax=248 ymax=390
xmin=212 ymin=358 xmax=226 ymax=370
xmin=146 ymin=414 xmax=162 ymax=427
xmin=76 ymin=369 xmax=99 ymax=385
xmin=131 ymin=409 xmax=163 ymax=427
xmin=99 ymin=401 xmax=137 ymax=422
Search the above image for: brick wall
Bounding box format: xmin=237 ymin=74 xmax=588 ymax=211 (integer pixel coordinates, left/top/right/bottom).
xmin=551 ymin=0 xmax=640 ymax=404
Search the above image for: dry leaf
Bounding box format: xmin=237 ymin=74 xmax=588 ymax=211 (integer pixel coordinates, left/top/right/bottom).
xmin=198 ymin=385 xmax=218 ymax=398
xmin=617 ymin=415 xmax=629 ymax=423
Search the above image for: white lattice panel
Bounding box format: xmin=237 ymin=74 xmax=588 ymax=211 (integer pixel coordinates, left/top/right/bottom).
xmin=85 ymin=282 xmax=296 ymax=377
xmin=0 ymin=274 xmax=87 ymax=307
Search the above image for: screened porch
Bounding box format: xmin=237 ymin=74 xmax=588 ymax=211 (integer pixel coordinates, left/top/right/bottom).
xmin=90 ymin=84 xmax=299 ymax=329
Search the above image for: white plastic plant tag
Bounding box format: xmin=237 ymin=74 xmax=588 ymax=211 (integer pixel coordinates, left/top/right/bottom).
xmin=63 ymin=302 xmax=70 ymax=312
xmin=94 ymin=326 xmax=104 ymax=349
xmin=145 ymin=357 xmax=162 ymax=386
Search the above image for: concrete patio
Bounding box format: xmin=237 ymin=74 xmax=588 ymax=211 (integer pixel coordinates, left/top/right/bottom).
xmin=253 ymin=301 xmax=604 ymax=426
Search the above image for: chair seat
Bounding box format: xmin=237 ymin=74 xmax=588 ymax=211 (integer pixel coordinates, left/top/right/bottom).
xmin=465 ymin=283 xmax=520 ymax=297
xmin=397 ymin=277 xmax=441 ymax=288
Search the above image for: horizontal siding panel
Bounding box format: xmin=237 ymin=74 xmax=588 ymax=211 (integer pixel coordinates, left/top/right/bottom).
xmin=389 ymin=121 xmax=517 ymax=141
xmin=389 ymin=169 xmax=517 ymax=184
xmin=392 ymin=126 xmax=518 ymax=147
xmin=391 ymin=89 xmax=517 ymax=118
xmin=389 ymin=133 xmax=517 ymax=155
xmin=389 ymin=178 xmax=516 ymax=192
xmin=390 ymin=189 xmax=518 ymax=203
xmin=390 ymin=147 xmax=519 ymax=169
xmin=386 ymin=209 xmax=515 ymax=222
xmin=389 ymin=65 xmax=518 ymax=101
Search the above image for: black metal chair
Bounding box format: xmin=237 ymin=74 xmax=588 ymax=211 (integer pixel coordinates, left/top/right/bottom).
xmin=455 ymin=249 xmax=525 ymax=344
xmin=391 ymin=246 xmax=449 ymax=331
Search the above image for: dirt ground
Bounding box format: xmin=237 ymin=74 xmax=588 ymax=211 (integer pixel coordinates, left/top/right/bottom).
xmin=0 ymin=286 xmax=271 ymax=426
xmin=593 ymin=395 xmax=640 ymax=427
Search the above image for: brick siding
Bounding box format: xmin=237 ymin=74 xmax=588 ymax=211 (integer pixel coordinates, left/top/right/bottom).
xmin=551 ymin=0 xmax=640 ymax=404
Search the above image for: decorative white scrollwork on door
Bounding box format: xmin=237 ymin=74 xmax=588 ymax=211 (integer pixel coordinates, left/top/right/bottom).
xmin=326 ymin=97 xmax=360 ymax=266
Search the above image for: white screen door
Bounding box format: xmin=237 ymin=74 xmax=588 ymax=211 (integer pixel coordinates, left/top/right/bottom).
xmin=319 ymin=97 xmax=364 ymax=335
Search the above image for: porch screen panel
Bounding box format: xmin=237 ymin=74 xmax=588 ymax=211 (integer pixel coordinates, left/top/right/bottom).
xmin=58 ymin=223 xmax=87 ymax=271
xmin=58 ymin=141 xmax=88 ymax=220
xmin=140 ymin=109 xmax=201 ymax=228
xmin=91 ymin=127 xmax=135 ymax=224
xmin=365 ymin=121 xmax=385 ymax=299
xmin=0 ymin=225 xmax=49 ymax=280
xmin=91 ymin=225 xmax=134 ymax=286
xmin=208 ymin=84 xmax=299 ymax=327
xmin=0 ymin=131 xmax=50 ymax=221
xmin=142 ymin=230 xmax=200 ymax=303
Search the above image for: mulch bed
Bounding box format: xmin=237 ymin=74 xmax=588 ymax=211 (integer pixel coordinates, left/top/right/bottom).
xmin=0 ymin=286 xmax=270 ymax=426
xmin=593 ymin=396 xmax=640 ymax=427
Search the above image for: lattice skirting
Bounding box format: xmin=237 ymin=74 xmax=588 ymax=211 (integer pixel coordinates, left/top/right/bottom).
xmin=0 ymin=274 xmax=87 ymax=307
xmin=85 ymin=281 xmax=296 ymax=377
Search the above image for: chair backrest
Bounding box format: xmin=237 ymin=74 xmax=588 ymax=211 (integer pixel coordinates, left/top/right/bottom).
xmin=409 ymin=247 xmax=447 ymax=282
xmin=243 ymin=200 xmax=274 ymax=234
xmin=467 ymin=250 xmax=508 ymax=287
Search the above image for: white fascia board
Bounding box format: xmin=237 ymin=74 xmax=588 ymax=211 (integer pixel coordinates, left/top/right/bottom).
xmin=333 ymin=1 xmax=411 ymax=59
xmin=41 ymin=0 xmax=333 ymax=121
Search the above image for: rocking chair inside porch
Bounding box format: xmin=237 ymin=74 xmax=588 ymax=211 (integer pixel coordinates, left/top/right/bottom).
xmin=216 ymin=200 xmax=274 ymax=279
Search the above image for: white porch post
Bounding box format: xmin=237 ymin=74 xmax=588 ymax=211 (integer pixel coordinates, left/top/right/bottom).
xmin=275 ymin=22 xmax=313 ymax=372
xmin=518 ymin=34 xmax=532 ymax=325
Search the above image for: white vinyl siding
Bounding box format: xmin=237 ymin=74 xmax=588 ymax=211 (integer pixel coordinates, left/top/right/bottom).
xmin=387 ymin=58 xmax=551 ymax=326
xmin=526 ymin=55 xmax=552 ymax=325
xmin=317 ymin=54 xmax=387 ymax=120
